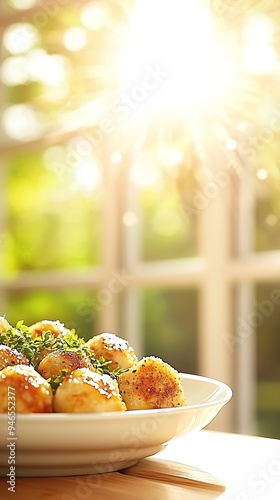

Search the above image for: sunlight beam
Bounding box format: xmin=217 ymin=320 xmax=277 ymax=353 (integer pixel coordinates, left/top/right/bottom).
xmin=119 ymin=0 xmax=225 ymax=115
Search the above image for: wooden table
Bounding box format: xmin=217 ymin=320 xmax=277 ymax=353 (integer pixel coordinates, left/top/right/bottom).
xmin=1 ymin=430 xmax=279 ymax=499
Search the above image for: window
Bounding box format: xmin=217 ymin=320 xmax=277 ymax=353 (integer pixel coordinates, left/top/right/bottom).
xmin=0 ymin=0 xmax=280 ymax=438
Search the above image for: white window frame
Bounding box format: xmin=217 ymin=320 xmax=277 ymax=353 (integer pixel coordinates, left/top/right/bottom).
xmin=1 ymin=2 xmax=280 ymax=435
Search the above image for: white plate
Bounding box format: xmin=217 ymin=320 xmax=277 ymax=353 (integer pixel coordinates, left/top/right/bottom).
xmin=0 ymin=373 xmax=232 ymax=477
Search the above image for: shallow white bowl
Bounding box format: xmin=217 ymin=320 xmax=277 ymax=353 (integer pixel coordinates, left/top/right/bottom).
xmin=0 ymin=373 xmax=232 ymax=477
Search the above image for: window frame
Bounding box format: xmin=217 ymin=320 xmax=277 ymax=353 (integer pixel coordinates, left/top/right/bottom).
xmin=1 ymin=1 xmax=280 ymax=435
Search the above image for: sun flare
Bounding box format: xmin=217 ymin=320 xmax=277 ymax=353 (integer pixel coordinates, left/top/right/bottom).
xmin=119 ymin=0 xmax=225 ymax=114
xmin=2 ymin=0 xmax=279 ymax=190
xmin=109 ymin=0 xmax=279 ymax=178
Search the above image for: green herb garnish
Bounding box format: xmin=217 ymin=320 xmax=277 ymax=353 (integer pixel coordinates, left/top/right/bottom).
xmin=92 ymin=356 xmax=127 ymax=378
xmin=0 ymin=319 xmax=129 ymax=395
xmin=0 ymin=321 xmax=35 ymax=360
xmin=47 ymin=369 xmax=69 ymax=394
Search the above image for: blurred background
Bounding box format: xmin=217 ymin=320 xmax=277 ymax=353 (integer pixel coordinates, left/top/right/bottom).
xmin=0 ymin=0 xmax=280 ymax=437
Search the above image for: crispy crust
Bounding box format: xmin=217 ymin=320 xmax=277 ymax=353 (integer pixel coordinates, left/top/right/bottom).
xmin=118 ymin=356 xmax=187 ymax=410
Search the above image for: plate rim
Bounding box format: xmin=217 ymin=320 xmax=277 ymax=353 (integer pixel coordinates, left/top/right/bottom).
xmin=0 ymin=372 xmax=232 ymax=420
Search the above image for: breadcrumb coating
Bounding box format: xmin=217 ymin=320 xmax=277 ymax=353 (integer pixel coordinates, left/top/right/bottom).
xmin=0 ymin=345 xmax=29 ymax=370
xmin=29 ymin=320 xmax=70 ymax=339
xmin=0 ymin=364 xmax=53 ymax=413
xmin=86 ymin=332 xmax=138 ymax=370
xmin=37 ymin=349 xmax=91 ymax=381
xmin=54 ymin=368 xmax=127 ymax=413
xmin=118 ymin=356 xmax=187 ymax=410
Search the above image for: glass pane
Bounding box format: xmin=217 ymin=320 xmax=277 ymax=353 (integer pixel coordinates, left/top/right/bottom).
xmin=6 ymin=289 xmax=97 ymax=341
xmin=143 ymin=288 xmax=198 ymax=374
xmin=4 ymin=151 xmax=101 ymax=275
xmin=141 ymin=184 xmax=198 ymax=261
xmin=254 ymin=100 xmax=280 ymax=252
xmin=255 ymin=152 xmax=280 ymax=252
xmin=138 ymin=151 xmax=198 ymax=261
xmin=256 ymin=283 xmax=280 ymax=438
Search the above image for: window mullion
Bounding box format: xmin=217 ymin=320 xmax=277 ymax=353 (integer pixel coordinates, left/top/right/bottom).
xmin=98 ymin=147 xmax=122 ymax=335
xmin=0 ymin=163 xmax=8 ymax=315
xmin=0 ymin=31 xmax=8 ymax=315
xmin=198 ymin=140 xmax=233 ymax=432
xmin=121 ymin=158 xmax=143 ymax=356
xmin=235 ymin=162 xmax=256 ymax=434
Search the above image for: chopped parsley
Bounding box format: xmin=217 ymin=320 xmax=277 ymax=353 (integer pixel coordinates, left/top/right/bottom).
xmin=0 ymin=320 xmax=127 ymax=393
